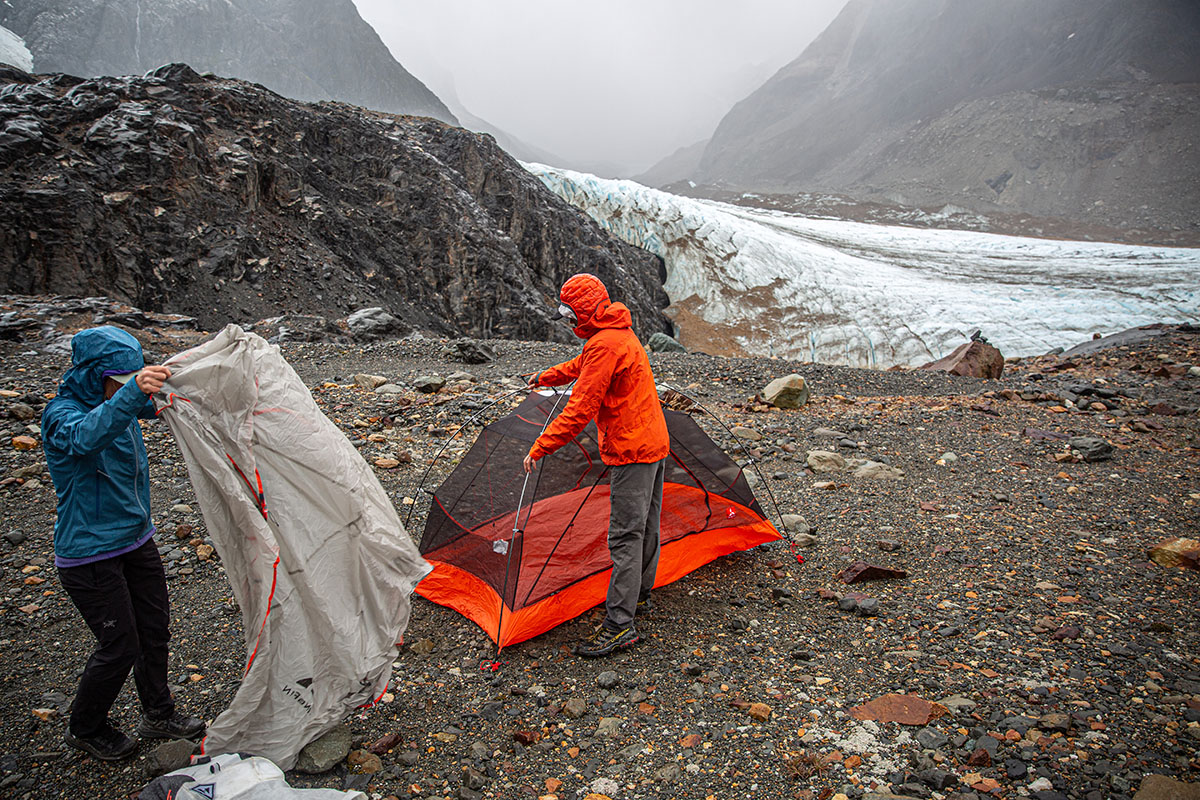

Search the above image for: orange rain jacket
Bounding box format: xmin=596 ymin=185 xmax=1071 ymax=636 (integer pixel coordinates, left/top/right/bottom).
xmin=529 ymin=274 xmax=670 ymax=466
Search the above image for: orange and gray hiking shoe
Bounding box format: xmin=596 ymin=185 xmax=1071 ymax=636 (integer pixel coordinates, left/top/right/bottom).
xmin=575 ymin=624 xmax=639 ymax=658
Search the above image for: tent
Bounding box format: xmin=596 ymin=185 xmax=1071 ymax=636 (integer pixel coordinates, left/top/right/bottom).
xmin=156 ymin=326 xmax=431 ymax=770
xmin=416 ymin=390 xmax=780 ymax=648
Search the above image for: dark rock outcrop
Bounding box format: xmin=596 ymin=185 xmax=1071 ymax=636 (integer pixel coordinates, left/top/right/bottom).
xmin=0 ymin=0 xmax=455 ymax=124
xmin=692 ymin=0 xmax=1200 ymax=232
xmin=0 ymin=66 xmax=671 ymax=340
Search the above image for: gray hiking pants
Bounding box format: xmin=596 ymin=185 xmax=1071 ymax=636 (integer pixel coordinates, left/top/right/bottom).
xmin=604 ymin=458 xmax=666 ymax=630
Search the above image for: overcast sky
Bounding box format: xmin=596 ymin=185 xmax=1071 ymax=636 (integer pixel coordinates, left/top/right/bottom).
xmin=352 ymin=1 xmax=848 ymax=176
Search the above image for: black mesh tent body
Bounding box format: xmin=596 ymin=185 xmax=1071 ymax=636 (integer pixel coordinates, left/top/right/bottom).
xmin=415 ymin=391 xmax=780 ymax=647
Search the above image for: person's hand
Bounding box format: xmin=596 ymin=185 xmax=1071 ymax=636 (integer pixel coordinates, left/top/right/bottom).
xmin=136 ymin=365 xmax=172 ymax=396
xmin=523 ymin=454 xmax=536 ymax=473
xmin=526 ymin=371 xmax=542 ymax=390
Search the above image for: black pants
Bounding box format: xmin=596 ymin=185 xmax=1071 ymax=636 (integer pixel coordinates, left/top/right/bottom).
xmin=57 ymin=537 xmax=174 ymax=736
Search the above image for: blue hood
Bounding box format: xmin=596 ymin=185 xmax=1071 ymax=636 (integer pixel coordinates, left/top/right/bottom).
xmin=59 ymin=327 xmax=145 ymax=408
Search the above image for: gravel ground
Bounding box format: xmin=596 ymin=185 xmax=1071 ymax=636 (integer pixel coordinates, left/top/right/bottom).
xmin=0 ymin=323 xmax=1197 ymax=800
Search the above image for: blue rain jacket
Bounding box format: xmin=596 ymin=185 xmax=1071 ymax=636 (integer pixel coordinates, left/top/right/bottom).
xmin=42 ymin=327 xmax=157 ymax=561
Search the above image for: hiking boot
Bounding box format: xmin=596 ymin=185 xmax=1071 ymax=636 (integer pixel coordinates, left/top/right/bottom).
xmin=574 ymin=625 xmax=639 ymax=658
xmin=64 ymin=722 xmax=138 ymax=761
xmin=137 ymin=711 xmax=206 ymax=740
xmin=636 ymin=596 xmax=654 ymax=617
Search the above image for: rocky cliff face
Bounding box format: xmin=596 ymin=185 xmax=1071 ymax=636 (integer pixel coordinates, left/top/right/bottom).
xmin=692 ymin=0 xmax=1200 ymax=233
xmin=0 ymin=64 xmax=670 ymax=340
xmin=0 ymin=0 xmax=455 ymax=124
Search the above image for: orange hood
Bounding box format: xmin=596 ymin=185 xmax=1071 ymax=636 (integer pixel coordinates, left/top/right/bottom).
xmin=560 ymin=273 xmax=631 ymax=339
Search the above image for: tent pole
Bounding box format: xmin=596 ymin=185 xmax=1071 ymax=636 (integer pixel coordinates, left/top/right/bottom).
xmin=404 ymin=387 xmax=525 ymax=529
xmin=494 ymin=384 xmax=574 ymax=652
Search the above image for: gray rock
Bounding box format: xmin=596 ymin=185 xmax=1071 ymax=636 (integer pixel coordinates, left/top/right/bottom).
xmin=353 ymin=373 xmax=388 ymax=390
xmin=937 ymin=695 xmax=978 ymax=712
xmin=596 ymin=671 xmax=620 ymax=690
xmin=413 ymin=375 xmax=446 ymax=394
xmin=1069 ymin=435 xmax=1114 ymax=462
xmin=143 ymin=738 xmax=199 ymax=778
xmin=763 ymin=374 xmax=810 ymax=408
xmin=448 ymin=339 xmax=496 ymax=364
xmin=853 ymin=461 xmax=904 ymax=481
xmin=562 ymin=697 xmax=588 ymax=719
xmin=806 ymin=450 xmax=846 ymax=473
xmin=2 ymin=530 xmax=27 ymax=546
xmin=919 ymin=768 xmax=957 ymax=789
xmin=855 ymin=597 xmax=880 ymax=617
xmin=793 ymin=533 xmax=818 ymax=548
xmin=293 ymin=724 xmax=353 ymax=774
xmin=595 ymin=717 xmax=622 ymax=737
xmin=346 ymin=308 xmax=407 ymax=339
xmin=374 ymin=383 xmax=406 ymax=394
xmin=781 ymin=514 xmax=812 ymax=534
xmin=813 ymin=427 xmax=847 ymax=438
xmin=915 ymin=728 xmax=949 ymax=750
xmin=647 ymin=332 xmax=687 ymax=353
xmin=8 ymin=403 xmax=35 ymax=421
xmin=461 ymin=765 xmax=487 ymax=791
xmin=654 ymin=763 xmax=681 ymax=782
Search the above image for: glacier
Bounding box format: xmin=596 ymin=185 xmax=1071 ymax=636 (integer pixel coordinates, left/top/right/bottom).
xmin=526 ymin=164 xmax=1200 ymax=368
xmin=0 ymin=25 xmax=32 ymax=73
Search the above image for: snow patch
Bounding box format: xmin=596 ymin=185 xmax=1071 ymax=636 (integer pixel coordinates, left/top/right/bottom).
xmin=526 ymin=163 xmax=1200 ymax=368
xmin=0 ymin=24 xmax=33 ymax=72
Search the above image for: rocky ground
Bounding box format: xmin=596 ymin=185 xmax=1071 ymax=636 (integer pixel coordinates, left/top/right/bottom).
xmin=0 ymin=309 xmax=1197 ymax=800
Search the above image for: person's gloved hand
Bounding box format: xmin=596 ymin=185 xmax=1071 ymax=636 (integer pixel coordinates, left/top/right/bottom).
xmin=136 ymin=365 xmax=172 ymax=396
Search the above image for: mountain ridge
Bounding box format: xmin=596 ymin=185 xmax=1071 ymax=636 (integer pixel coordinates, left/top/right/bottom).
xmin=0 ymin=0 xmax=457 ymax=124
xmin=0 ymin=64 xmax=670 ymax=341
xmin=658 ymin=0 xmax=1200 ymax=233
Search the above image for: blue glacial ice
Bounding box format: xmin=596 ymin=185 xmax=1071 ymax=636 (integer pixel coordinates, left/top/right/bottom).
xmin=527 ymin=164 xmax=1200 ymax=369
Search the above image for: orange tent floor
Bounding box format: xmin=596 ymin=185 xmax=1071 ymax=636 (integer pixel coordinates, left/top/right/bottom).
xmin=416 ymin=485 xmax=780 ymax=648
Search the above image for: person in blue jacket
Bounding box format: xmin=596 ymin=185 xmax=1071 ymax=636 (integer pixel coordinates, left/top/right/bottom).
xmin=42 ymin=327 xmax=204 ymax=761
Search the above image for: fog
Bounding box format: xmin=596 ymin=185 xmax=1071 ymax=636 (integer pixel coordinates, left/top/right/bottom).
xmin=352 ymin=1 xmax=847 ymax=176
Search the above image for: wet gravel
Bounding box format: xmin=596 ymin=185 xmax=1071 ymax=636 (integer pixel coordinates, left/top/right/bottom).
xmin=1 ymin=325 xmax=1198 ymax=800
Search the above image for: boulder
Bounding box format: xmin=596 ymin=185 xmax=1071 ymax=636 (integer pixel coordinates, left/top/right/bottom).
xmin=763 ymin=374 xmax=810 ymax=408
xmin=647 ymin=332 xmax=687 ymax=353
xmin=1148 ymin=538 xmax=1200 ymax=570
xmin=919 ymin=340 xmax=1005 ymax=379
xmin=250 ymin=314 xmax=341 ymax=343
xmin=447 ymin=339 xmax=497 ymax=364
xmin=346 ymin=308 xmax=407 ymax=340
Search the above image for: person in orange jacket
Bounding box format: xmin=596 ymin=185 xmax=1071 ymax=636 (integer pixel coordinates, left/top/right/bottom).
xmin=523 ymin=273 xmax=670 ymax=657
